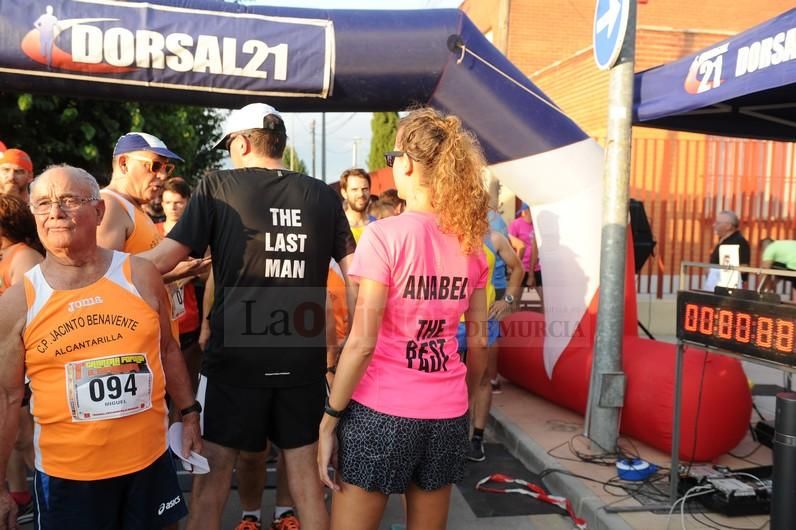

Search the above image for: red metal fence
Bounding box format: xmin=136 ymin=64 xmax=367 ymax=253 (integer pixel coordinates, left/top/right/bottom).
xmin=630 ymin=136 xmax=796 ymax=297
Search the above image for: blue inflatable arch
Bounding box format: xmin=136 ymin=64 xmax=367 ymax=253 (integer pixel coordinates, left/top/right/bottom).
xmin=0 ymin=0 xmax=753 ymax=459
xmin=0 ymin=0 xmax=602 ymax=400
xmin=0 ymin=0 xmax=605 ymax=371
xmin=0 ymin=0 xmax=585 ymax=165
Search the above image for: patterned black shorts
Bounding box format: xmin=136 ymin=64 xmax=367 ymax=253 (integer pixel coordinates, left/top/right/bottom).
xmin=337 ymin=401 xmax=469 ymax=495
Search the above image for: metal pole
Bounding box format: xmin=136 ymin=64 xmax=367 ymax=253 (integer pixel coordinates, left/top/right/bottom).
xmin=669 ymin=339 xmax=684 ymax=501
xmin=290 ymin=115 xmax=296 ymax=171
xmin=310 ymin=119 xmax=316 ymax=178
xmin=352 ymin=137 xmax=361 ymax=167
xmin=585 ymin=0 xmax=636 ymax=452
xmin=611 ymin=268 xmax=686 ymax=514
xmin=495 ymin=0 xmax=510 ymax=55
xmin=321 ymin=113 xmax=326 ymax=182
xmin=772 ymin=392 xmax=796 ymax=530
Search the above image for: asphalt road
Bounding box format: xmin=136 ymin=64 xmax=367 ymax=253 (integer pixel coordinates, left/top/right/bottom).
xmin=206 ymin=477 xmax=576 ymax=530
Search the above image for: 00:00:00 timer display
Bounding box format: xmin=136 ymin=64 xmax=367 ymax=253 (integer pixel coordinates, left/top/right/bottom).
xmin=682 ymin=303 xmax=795 ymax=353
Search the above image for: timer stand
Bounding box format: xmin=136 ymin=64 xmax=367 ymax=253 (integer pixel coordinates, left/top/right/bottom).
xmin=670 ymin=261 xmax=796 ymax=527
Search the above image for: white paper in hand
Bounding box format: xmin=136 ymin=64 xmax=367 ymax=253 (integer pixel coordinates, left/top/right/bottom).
xmin=704 ymin=268 xmax=720 ymax=292
xmin=168 ymin=422 xmax=209 ymax=474
xmin=718 ymin=244 xmax=742 ymax=289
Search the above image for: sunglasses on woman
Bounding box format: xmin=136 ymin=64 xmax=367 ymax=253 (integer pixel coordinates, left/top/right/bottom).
xmin=384 ymin=150 xmax=409 ymax=168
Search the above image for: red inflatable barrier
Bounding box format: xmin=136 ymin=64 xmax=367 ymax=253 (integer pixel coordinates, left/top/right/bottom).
xmin=498 ymin=310 xmax=751 ymax=460
xmin=497 ymin=233 xmax=751 ymax=461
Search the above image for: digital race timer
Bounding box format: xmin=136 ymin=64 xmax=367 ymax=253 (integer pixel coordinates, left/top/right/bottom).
xmin=676 ymin=290 xmax=796 ymax=367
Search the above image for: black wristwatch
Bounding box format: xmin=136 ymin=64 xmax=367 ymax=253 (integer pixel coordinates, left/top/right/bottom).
xmin=180 ymin=401 xmax=202 ymax=416
xmin=324 ymin=397 xmax=345 ymax=418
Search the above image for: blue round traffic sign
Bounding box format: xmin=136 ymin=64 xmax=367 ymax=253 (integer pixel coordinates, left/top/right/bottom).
xmin=593 ymin=0 xmax=630 ymax=70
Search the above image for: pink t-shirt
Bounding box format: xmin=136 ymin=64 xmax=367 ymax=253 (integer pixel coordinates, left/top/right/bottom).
xmin=348 ymin=212 xmax=488 ymax=419
xmin=508 ymin=217 xmax=540 ymax=272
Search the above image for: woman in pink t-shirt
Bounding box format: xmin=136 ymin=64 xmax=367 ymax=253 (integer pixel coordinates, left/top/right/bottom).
xmin=509 ymin=203 xmax=543 ymax=305
xmin=318 ymin=107 xmax=490 ymax=529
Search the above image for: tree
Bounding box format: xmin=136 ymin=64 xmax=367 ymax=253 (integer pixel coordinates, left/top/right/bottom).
xmin=282 ymin=145 xmax=308 ymax=175
xmin=367 ymin=112 xmax=399 ymax=172
xmin=0 ymin=92 xmax=225 ymax=186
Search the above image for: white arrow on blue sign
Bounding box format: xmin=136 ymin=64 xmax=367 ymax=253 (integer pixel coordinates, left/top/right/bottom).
xmin=593 ymin=0 xmax=630 ymax=70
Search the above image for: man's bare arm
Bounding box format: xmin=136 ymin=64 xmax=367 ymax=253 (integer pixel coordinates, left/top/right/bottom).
xmin=497 ymin=234 xmax=524 ymax=300
xmin=759 ymin=259 xmax=775 ymax=291
xmin=337 ymin=254 xmax=357 ymax=331
xmin=198 ymin=269 xmax=214 ymax=351
xmin=161 ymin=255 xmax=211 ymax=284
xmin=489 ymin=232 xmax=525 ymax=319
xmin=139 ymin=238 xmax=194 ymax=276
xmin=325 ymin=291 xmax=340 ymax=389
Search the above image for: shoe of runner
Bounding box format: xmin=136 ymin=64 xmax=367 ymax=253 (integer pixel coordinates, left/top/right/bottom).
xmin=234 ymin=515 xmax=261 ymax=530
xmin=466 ymin=437 xmax=486 ymax=462
xmin=270 ymin=510 xmax=300 ymax=530
xmin=16 ymin=498 xmax=34 ymax=525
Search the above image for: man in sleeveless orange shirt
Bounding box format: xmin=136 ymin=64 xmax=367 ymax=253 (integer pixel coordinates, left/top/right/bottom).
xmin=98 ymin=133 xmax=209 ymax=342
xmin=0 ymin=165 xmax=202 ymax=530
xmin=97 ymin=132 xmax=180 ymax=253
xmin=98 ymin=133 xmax=209 ymax=273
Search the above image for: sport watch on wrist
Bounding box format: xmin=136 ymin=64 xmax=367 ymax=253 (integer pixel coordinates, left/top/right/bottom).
xmin=503 ymin=294 xmax=515 ymax=304
xmin=324 ymin=397 xmax=345 ymax=418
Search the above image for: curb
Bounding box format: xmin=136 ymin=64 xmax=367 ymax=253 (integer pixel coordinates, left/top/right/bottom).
xmin=488 ymin=407 xmax=635 ymax=530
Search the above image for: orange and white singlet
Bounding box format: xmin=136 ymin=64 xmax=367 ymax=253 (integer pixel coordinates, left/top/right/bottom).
xmin=22 ymin=251 xmax=168 ymax=480
xmin=101 ymin=189 xmax=184 ymax=332
xmin=100 ymin=189 xmax=162 ymax=253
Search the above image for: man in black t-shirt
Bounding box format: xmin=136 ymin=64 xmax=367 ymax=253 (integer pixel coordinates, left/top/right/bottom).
xmin=709 ymin=210 xmax=750 ymax=285
xmin=142 ymin=103 xmax=355 ymax=530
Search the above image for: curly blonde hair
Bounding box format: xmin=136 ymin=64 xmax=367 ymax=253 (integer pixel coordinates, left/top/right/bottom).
xmin=397 ymin=107 xmax=489 ymax=254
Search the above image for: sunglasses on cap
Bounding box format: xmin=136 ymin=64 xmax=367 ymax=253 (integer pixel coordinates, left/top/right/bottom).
xmin=126 ymin=155 xmax=175 ymax=177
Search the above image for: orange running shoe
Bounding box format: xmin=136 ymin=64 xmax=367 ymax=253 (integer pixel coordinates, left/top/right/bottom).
xmin=270 ymin=510 xmax=300 ymax=530
xmin=234 ymin=515 xmax=261 ymax=530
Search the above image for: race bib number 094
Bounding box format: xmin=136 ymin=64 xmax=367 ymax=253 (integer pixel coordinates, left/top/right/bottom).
xmin=65 ymin=354 xmax=153 ymax=422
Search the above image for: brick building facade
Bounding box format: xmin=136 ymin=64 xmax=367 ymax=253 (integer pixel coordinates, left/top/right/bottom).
xmin=461 ymin=0 xmax=796 ymax=295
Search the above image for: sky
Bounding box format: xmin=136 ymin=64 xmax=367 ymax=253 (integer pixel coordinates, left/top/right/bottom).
xmin=220 ymin=0 xmax=462 ymax=181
